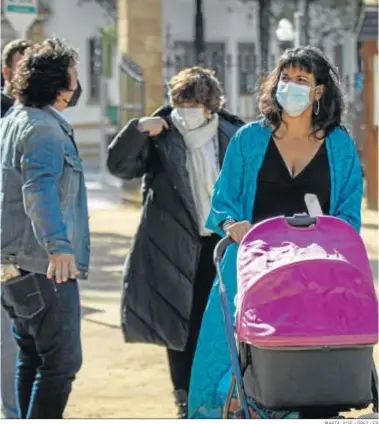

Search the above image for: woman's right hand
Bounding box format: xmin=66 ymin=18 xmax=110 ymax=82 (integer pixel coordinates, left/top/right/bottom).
xmin=137 ymin=117 xmax=168 ymax=136
xmin=226 ymin=220 xmax=252 ymax=243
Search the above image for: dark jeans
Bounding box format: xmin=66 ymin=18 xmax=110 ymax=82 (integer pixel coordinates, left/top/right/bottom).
xmin=167 ymin=234 xmax=219 ymax=393
xmin=1 ymin=271 xmax=82 ymax=419
xmin=1 ymin=306 xmax=18 ymax=418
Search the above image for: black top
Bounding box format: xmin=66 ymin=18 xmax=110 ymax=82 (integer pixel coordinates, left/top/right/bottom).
xmin=252 ymin=138 xmax=330 ymax=223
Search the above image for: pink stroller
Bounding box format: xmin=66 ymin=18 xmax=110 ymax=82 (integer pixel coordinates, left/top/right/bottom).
xmin=214 ymin=214 xmax=378 ymax=419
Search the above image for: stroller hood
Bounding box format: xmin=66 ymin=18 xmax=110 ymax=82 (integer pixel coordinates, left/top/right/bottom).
xmin=236 ymin=216 xmax=378 ymax=348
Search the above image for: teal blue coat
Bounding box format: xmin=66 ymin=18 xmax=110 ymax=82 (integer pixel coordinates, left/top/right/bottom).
xmin=189 ymin=120 xmax=364 ymax=418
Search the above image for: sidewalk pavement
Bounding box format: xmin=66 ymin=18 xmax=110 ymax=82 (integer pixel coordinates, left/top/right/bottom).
xmin=65 ymin=184 xmax=378 ymax=418
xmin=66 ymin=183 xmax=176 ymax=419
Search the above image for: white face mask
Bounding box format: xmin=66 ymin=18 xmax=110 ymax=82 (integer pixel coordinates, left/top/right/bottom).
xmin=276 ymin=81 xmax=313 ymax=117
xmin=172 ymin=107 xmax=206 ymax=130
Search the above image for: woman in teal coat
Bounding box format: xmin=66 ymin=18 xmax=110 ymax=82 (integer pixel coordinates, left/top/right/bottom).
xmin=189 ymin=46 xmax=363 ymax=419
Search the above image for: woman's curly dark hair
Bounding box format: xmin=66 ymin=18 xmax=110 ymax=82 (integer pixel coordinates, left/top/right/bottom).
xmin=258 ymin=46 xmax=345 ymax=138
xmin=12 ymin=38 xmax=78 ymax=108
xmin=168 ymin=66 xmax=225 ymax=112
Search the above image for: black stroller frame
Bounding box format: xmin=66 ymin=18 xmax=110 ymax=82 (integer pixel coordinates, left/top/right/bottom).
xmin=213 ymin=215 xmax=379 ymax=419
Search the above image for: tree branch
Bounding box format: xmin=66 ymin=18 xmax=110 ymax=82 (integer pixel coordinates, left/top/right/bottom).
xmin=77 ymin=0 xmax=116 ymax=20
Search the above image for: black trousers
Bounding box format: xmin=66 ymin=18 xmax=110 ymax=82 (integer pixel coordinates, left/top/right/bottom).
xmin=167 ymin=234 xmax=219 ymax=393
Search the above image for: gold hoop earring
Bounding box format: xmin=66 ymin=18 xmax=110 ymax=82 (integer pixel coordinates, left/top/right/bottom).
xmin=314 ymin=99 xmax=320 ymax=116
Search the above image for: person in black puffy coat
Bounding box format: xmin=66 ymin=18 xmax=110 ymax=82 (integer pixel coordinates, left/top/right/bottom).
xmin=107 ymin=67 xmax=244 ymax=418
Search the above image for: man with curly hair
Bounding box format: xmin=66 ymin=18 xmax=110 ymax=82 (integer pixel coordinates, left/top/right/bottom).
xmin=1 ymin=37 xmax=33 ymax=420
xmin=0 ymin=38 xmax=88 ymax=419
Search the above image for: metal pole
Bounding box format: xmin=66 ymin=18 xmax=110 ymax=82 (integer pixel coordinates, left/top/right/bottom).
xmin=194 ymin=0 xmax=205 ymax=65
xmin=94 ymin=33 xmax=109 ymax=184
xmin=141 ymin=80 xmax=146 ymax=116
xmin=294 ymin=11 xmax=303 ymax=48
xmin=99 ymin=74 xmax=108 ymax=183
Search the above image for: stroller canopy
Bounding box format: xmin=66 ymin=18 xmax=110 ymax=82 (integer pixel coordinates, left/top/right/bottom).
xmin=236 ymin=216 xmax=378 ymax=348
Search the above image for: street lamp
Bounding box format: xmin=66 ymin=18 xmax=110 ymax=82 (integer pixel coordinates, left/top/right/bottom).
xmin=275 ymin=12 xmax=303 ymax=51
xmin=276 ymin=18 xmax=295 ymax=52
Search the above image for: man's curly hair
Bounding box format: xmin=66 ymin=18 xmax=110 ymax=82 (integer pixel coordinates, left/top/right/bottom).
xmin=12 ymin=38 xmax=78 ymax=108
xmin=168 ymin=67 xmax=225 ymax=112
xmin=2 ymin=39 xmax=34 ymax=69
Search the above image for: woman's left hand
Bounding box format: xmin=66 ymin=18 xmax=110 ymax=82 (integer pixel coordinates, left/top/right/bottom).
xmin=226 ymin=220 xmax=252 ymax=243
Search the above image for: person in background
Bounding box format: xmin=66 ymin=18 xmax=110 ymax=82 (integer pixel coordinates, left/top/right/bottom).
xmin=189 ymin=46 xmax=363 ymax=419
xmin=1 ymin=39 xmax=33 ymax=116
xmin=0 ymin=38 xmax=33 ymax=419
xmin=0 ymin=38 xmax=88 ymax=419
xmin=107 ymin=67 xmax=244 ymax=418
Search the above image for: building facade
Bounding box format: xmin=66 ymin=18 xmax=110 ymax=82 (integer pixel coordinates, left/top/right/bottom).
xmin=1 ymin=0 xmax=120 ymax=167
xmin=161 ymin=0 xmax=362 ymax=122
xmin=1 ymin=0 xmax=367 ymax=170
xmin=358 ymin=2 xmax=378 ymax=210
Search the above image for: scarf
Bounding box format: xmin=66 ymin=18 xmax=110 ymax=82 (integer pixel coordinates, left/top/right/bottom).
xmin=171 ymin=111 xmax=219 ymax=236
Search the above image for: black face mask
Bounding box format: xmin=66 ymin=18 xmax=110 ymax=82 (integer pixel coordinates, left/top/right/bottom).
xmin=66 ymin=80 xmax=82 ymax=108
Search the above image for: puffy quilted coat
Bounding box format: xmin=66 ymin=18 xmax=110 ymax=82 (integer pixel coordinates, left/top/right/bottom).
xmin=107 ymin=106 xmax=244 ymax=351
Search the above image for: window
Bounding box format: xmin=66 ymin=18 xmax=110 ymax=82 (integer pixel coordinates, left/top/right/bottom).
xmin=164 ymin=41 xmax=227 ymax=102
xmin=238 ymin=43 xmax=257 ymax=122
xmin=88 ymin=37 xmax=100 ymax=102
xmin=172 ymin=41 xmax=226 ymax=85
xmin=238 ymin=43 xmax=257 ymax=95
xmin=204 ymin=42 xmax=226 ymax=86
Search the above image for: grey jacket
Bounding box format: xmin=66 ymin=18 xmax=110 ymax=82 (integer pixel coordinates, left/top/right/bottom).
xmin=0 ymin=105 xmax=90 ymax=278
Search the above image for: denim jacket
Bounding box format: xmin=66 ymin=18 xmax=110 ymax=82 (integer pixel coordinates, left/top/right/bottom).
xmin=1 ymin=105 xmax=90 ymax=279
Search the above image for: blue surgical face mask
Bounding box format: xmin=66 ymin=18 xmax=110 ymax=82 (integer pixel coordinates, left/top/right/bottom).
xmin=276 ymin=81 xmax=313 ymax=117
xmin=172 ymin=107 xmax=206 ymax=130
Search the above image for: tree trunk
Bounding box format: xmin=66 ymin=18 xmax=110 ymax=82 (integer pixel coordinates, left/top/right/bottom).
xmin=194 ymin=0 xmax=205 ymax=65
xmin=258 ymin=0 xmax=271 ymax=75
xmin=304 ymin=0 xmax=310 ymax=44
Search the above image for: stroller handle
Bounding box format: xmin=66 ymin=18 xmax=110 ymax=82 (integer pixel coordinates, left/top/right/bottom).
xmin=286 ymin=215 xmax=317 ymax=227
xmin=214 ymin=214 xmax=316 ymax=265
xmin=214 ymin=236 xmax=235 ymax=264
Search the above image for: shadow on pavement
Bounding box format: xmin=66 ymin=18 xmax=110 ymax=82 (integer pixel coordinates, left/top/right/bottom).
xmin=370 ymin=259 xmax=378 ymax=286
xmin=82 ymin=316 xmax=121 ymax=330
xmin=81 ymin=232 xmax=133 ymax=293
xmin=81 ymin=305 xmax=103 ymax=318
xmin=363 ymin=222 xmax=378 ymax=231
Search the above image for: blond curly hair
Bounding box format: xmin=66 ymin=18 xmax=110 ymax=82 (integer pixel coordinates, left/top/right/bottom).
xmin=168 ymin=66 xmax=225 ymax=112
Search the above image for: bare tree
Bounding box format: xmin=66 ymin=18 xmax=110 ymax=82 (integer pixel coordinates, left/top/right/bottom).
xmin=237 ymin=0 xmax=272 ymax=76
xmin=305 ymin=0 xmax=363 ymax=46
xmin=258 ymin=0 xmax=272 ymax=75
xmin=77 ymin=0 xmax=116 ymax=21
xmin=304 ymin=0 xmax=310 ymax=44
